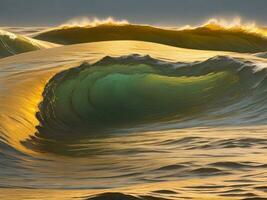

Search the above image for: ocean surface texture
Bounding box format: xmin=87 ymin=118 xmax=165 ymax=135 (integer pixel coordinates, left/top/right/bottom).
xmin=1 ymin=22 xmax=267 ymax=200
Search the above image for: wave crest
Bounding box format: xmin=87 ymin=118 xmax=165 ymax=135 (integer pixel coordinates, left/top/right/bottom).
xmin=183 ymin=17 xmax=267 ymax=37
xmin=60 ymin=17 xmax=129 ymax=28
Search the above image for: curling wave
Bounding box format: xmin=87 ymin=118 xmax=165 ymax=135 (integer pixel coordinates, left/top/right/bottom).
xmin=34 ymin=54 xmax=267 ymax=142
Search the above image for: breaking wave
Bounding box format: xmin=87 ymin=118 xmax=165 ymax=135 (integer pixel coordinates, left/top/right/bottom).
xmin=34 ymin=18 xmax=267 ymax=53
xmin=60 ymin=16 xmax=129 ymax=28
xmin=30 ymin=54 xmax=267 ymax=146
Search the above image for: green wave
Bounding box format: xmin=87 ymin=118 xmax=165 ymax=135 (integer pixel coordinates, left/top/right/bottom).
xmin=35 ymin=24 xmax=267 ymax=53
xmin=37 ymin=56 xmax=242 ymax=136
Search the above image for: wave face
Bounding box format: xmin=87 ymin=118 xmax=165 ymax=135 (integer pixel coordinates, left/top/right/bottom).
xmin=0 ymin=29 xmax=51 ymax=58
xmin=35 ymin=23 xmax=267 ymax=53
xmin=31 ymin=54 xmax=267 ymax=146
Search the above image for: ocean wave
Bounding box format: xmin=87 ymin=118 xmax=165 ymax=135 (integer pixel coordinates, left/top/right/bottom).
xmin=0 ymin=29 xmax=56 ymax=58
xmin=34 ymin=19 xmax=267 ymax=53
xmin=30 ymin=54 xmax=267 ymax=142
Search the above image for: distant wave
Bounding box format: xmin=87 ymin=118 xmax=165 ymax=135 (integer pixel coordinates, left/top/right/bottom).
xmin=0 ymin=29 xmax=56 ymax=58
xmin=183 ymin=17 xmax=267 ymax=37
xmin=34 ymin=18 xmax=267 ymax=53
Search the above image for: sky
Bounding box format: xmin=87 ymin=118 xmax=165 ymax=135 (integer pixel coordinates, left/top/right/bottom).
xmin=0 ymin=0 xmax=267 ymax=27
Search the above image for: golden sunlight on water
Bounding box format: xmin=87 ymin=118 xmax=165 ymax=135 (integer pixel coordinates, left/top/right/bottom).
xmin=1 ymin=40 xmax=267 ymax=199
